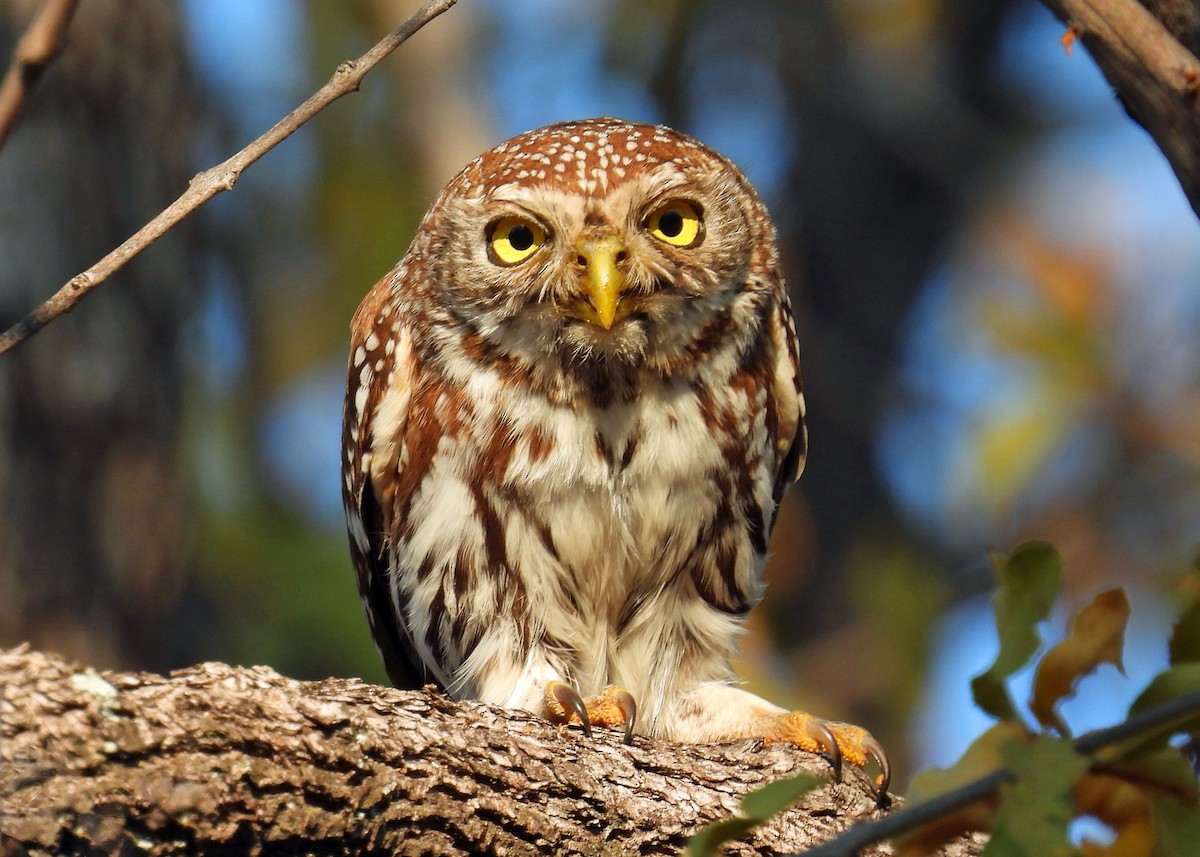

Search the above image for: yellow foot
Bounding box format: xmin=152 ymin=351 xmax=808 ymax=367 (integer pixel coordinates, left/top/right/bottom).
xmin=764 ymin=711 xmax=890 ymax=798
xmin=544 ymin=681 xmax=638 ymax=745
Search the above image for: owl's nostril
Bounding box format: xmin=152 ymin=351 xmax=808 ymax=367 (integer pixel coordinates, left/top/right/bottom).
xmin=576 ymin=254 xmax=588 ymax=268
xmin=615 ymin=250 xmax=627 ymax=264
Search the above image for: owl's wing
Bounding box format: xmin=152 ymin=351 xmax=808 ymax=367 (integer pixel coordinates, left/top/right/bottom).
xmin=770 ymin=289 xmax=808 ymax=509
xmin=342 ymin=279 xmax=429 ymax=690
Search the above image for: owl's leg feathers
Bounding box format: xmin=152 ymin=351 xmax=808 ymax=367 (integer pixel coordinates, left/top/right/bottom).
xmin=670 ymin=683 xmax=890 ymax=800
xmin=544 ymin=682 xmax=637 ymax=745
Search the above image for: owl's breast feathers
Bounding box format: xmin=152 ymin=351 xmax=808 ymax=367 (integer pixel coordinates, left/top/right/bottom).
xmin=343 ymin=270 xmax=802 ymax=703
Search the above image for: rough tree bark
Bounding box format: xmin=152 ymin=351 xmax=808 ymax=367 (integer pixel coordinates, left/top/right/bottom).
xmin=0 ymin=647 xmax=986 ymax=857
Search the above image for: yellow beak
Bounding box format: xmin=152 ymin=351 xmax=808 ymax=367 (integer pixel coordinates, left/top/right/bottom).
xmin=574 ymin=235 xmax=628 ymax=330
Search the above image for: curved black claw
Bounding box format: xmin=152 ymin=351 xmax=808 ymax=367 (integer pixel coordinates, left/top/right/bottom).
xmin=863 ymin=735 xmax=891 ymax=803
xmin=613 ymin=688 xmax=637 ymax=745
xmin=548 ymin=680 xmax=592 ymax=737
xmin=804 ymin=718 xmax=843 ymax=782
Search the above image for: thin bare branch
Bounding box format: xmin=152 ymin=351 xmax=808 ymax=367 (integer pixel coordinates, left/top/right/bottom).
xmin=0 ymin=0 xmax=457 ymax=357
xmin=0 ymin=0 xmax=80 ymax=151
xmin=1039 ymin=0 xmax=1200 ymax=219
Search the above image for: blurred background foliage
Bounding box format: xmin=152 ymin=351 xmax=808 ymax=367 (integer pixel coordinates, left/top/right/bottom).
xmin=2 ymin=0 xmax=1199 ymax=788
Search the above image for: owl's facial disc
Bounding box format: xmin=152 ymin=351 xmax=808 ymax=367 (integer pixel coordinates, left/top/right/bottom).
xmin=563 ymin=199 xmax=705 ymax=332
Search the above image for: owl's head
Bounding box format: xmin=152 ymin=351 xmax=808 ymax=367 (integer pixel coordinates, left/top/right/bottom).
xmin=411 ymin=118 xmax=781 ymax=378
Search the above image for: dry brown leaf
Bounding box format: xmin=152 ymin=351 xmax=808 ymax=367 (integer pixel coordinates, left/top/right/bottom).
xmin=1075 ymin=773 xmax=1155 ymax=857
xmin=1031 ymin=588 xmax=1130 ymax=733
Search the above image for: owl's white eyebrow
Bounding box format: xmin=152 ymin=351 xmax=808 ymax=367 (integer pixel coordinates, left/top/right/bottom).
xmin=641 ymin=172 xmax=701 ymax=201
xmin=480 ymin=196 xmax=549 ymax=226
xmin=486 ymin=187 xmax=584 ymax=226
xmin=487 ymin=197 xmax=541 ymax=215
xmin=487 ymin=185 xmax=556 ymax=206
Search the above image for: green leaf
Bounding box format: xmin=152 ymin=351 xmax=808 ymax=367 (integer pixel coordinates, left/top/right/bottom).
xmin=1125 ymin=747 xmax=1199 ymax=795
xmin=686 ymin=818 xmax=758 ymax=857
xmin=907 ymin=721 xmax=1027 ymax=805
xmin=972 ymin=672 xmax=1020 ymax=723
xmin=1030 ymin=587 xmax=1130 ymax=734
xmin=971 ymin=542 xmax=1063 ymax=721
xmin=1168 ymin=597 xmax=1200 ymax=665
xmin=685 ymin=772 xmax=825 ymax=857
xmin=1115 ymin=665 xmax=1200 ymax=758
xmin=1149 ymin=790 xmax=1200 ymax=857
xmin=1130 ymin=664 xmax=1200 ymax=718
xmin=899 ymin=723 xmax=1030 ymax=855
xmin=983 ymin=735 xmax=1089 ymax=857
xmin=739 ymin=772 xmax=825 ymax=818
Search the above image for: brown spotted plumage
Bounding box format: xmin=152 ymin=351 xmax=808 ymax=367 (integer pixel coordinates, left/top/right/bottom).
xmin=342 ymin=118 xmax=887 ymax=794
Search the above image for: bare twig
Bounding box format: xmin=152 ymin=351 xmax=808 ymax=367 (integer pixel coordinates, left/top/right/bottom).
xmin=0 ymin=0 xmax=80 ymax=151
xmin=1038 ymin=0 xmax=1200 ymax=219
xmin=0 ymin=0 xmax=457 ymax=357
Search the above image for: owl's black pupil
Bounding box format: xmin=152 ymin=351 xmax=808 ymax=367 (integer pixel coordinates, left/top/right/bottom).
xmin=508 ymin=224 xmax=534 ymax=251
xmin=659 ymin=209 xmax=684 ymax=237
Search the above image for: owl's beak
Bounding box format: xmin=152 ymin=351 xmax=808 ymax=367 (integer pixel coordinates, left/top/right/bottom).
xmin=572 ymin=235 xmax=629 ymax=330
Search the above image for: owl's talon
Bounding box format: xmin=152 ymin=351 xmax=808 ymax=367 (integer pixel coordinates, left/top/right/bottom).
xmin=546 ymin=683 xmax=637 ymax=743
xmin=771 ymin=710 xmax=888 ymax=794
xmin=804 ymin=717 xmax=843 ymax=781
xmin=863 ymin=735 xmax=891 ymax=800
xmin=582 ymin=685 xmax=638 ymax=743
xmin=546 ymin=680 xmax=592 ymax=737
xmin=613 ymin=688 xmax=637 ymax=745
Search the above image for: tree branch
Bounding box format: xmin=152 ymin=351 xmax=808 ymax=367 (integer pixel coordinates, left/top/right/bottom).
xmin=0 ymin=647 xmax=988 ymax=856
xmin=0 ymin=0 xmax=457 ymax=358
xmin=1038 ymin=0 xmax=1200 ymax=218
xmin=1137 ymin=1 xmax=1200 ymax=59
xmin=0 ymin=0 xmax=80 ymax=151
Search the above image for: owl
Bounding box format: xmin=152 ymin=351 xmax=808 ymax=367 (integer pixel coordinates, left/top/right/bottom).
xmin=342 ymin=118 xmax=886 ymax=793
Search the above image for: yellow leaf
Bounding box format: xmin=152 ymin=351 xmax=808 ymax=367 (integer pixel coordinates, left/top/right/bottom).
xmin=1074 ymin=773 xmax=1155 ymax=857
xmin=1031 ymin=588 xmax=1131 ymax=734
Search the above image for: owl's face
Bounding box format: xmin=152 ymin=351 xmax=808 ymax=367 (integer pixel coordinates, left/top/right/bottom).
xmin=413 ymin=118 xmax=778 ymax=375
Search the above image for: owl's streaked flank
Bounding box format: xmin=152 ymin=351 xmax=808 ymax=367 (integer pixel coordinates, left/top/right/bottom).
xmin=342 ymin=117 xmax=887 ymax=793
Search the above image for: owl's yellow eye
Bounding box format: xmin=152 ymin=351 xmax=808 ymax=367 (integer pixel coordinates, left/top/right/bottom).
xmin=488 ymin=216 xmax=545 ymax=265
xmin=646 ymin=200 xmax=702 ymax=247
